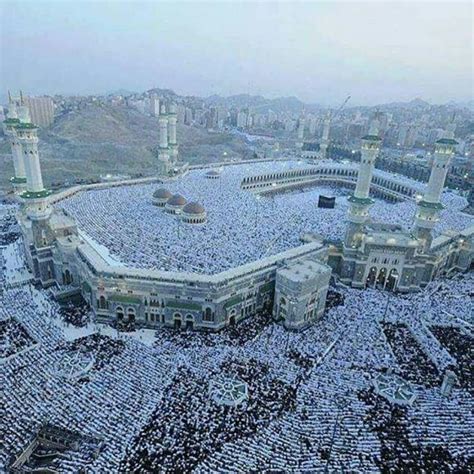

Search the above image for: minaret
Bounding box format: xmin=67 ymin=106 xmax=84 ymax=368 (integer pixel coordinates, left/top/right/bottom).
xmin=4 ymin=119 xmax=27 ymax=194
xmin=168 ymin=103 xmax=178 ymax=164
xmin=15 ymin=122 xmax=51 ymax=220
xmin=158 ymin=104 xmax=170 ymax=174
xmin=344 ymin=120 xmax=381 ymax=247
xmin=320 ymin=115 xmax=331 ymax=159
xmin=17 ymin=90 xmax=31 ymax=124
xmin=414 ymin=132 xmax=458 ymax=252
xmin=7 ymin=91 xmax=18 ymax=119
xmin=296 ymin=116 xmax=305 ymax=149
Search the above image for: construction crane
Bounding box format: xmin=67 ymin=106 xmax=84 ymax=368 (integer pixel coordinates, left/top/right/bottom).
xmin=331 ymin=95 xmax=351 ymax=119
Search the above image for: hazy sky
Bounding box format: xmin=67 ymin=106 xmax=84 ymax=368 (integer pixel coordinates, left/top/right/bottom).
xmin=0 ymin=1 xmax=472 ymax=105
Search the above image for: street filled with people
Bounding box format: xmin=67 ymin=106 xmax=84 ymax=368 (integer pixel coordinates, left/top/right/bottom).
xmin=1 ymin=217 xmax=472 ymax=471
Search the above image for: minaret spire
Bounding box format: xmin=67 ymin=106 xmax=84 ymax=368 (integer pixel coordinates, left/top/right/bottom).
xmin=414 ymin=132 xmax=458 ymax=252
xmin=344 ymin=123 xmax=382 ymax=247
xmin=158 ymin=104 xmax=170 ymax=174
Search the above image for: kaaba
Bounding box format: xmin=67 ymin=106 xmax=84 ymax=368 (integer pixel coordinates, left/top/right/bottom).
xmin=318 ymin=195 xmax=336 ymax=208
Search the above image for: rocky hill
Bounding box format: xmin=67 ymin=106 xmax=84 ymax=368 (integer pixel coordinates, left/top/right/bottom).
xmin=0 ymin=104 xmax=249 ymax=191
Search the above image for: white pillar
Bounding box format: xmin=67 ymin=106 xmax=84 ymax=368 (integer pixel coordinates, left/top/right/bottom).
xmin=320 ymin=116 xmax=331 ymax=158
xmin=11 ymin=134 xmax=27 ymax=179
xmin=423 ymin=139 xmax=455 ymax=204
xmin=353 ymin=134 xmax=381 ymax=199
xmin=345 ymin=130 xmax=381 ymax=247
xmin=159 ymin=104 xmax=168 ymax=149
xmin=168 ymin=103 xmax=177 ymax=145
xmin=16 ymin=124 xmax=44 ymax=192
xmin=414 ymin=137 xmax=457 ymax=251
xmin=168 ymin=103 xmax=178 ymax=163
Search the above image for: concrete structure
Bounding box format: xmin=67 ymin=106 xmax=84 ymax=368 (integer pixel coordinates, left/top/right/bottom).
xmin=158 ymin=104 xmax=170 ymax=174
xmin=9 ymin=112 xmax=473 ymax=333
xmin=415 ymin=137 xmax=458 ymax=252
xmin=149 ymin=95 xmax=160 ymax=117
xmin=344 ymin=123 xmax=382 ymax=248
xmin=274 ymin=258 xmax=331 ymax=330
xmin=4 ymin=118 xmax=27 ymax=194
xmin=320 ymin=116 xmax=331 ymax=159
xmin=296 ymin=116 xmax=305 ymax=149
xmin=24 ymin=95 xmax=54 ymax=127
xmin=168 ymin=103 xmax=179 ymax=164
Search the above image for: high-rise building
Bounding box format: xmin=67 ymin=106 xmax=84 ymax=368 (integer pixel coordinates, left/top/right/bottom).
xmin=149 ymin=95 xmax=160 ymax=117
xmin=24 ymin=96 xmax=55 ymax=127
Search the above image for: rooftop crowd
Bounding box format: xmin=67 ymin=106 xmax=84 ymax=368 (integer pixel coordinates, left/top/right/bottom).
xmin=59 ymin=160 xmax=473 ymax=274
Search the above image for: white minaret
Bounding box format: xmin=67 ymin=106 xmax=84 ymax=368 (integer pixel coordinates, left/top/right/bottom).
xmin=320 ymin=115 xmax=331 ymax=159
xmin=7 ymin=91 xmax=18 ymax=119
xmin=158 ymin=104 xmax=169 ymax=174
xmin=168 ymin=103 xmax=178 ymax=164
xmin=17 ymin=90 xmax=31 ymax=124
xmin=4 ymin=118 xmax=27 ymax=194
xmin=296 ymin=116 xmax=305 ymax=149
xmin=414 ymin=133 xmax=457 ymax=251
xmin=15 ymin=122 xmax=51 ymax=220
xmin=345 ymin=120 xmax=381 ymax=247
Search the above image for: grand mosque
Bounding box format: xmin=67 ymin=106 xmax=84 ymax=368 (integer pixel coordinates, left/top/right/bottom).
xmin=4 ymin=97 xmax=473 ymax=332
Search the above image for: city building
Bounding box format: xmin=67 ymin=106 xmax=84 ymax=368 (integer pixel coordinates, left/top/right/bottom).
xmin=24 ymin=95 xmax=55 ymax=127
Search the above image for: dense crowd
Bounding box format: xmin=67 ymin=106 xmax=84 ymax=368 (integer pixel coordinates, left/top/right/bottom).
xmin=1 ymin=262 xmax=472 ymax=471
xmin=58 ymin=160 xmax=472 ymax=273
xmin=1 ymin=202 xmax=472 ymax=471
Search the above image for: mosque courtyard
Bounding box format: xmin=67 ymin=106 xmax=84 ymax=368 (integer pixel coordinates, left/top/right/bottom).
xmin=57 ymin=160 xmax=472 ymax=274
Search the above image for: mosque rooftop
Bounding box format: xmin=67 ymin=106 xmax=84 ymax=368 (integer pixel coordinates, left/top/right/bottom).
xmin=56 ymin=160 xmax=473 ymax=275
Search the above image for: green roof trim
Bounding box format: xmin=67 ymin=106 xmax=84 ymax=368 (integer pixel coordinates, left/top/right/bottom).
xmin=3 ymin=118 xmax=20 ymax=124
xmin=435 ymin=138 xmax=458 ymax=146
xmin=15 ymin=122 xmax=38 ymax=130
xmin=361 ymin=134 xmax=382 ymax=141
xmin=21 ymin=189 xmax=52 ymax=199
xmin=109 ymin=294 xmax=142 ymax=305
xmin=259 ymin=281 xmax=275 ymax=294
xmin=167 ymin=300 xmax=202 ymax=311
xmin=10 ymin=176 xmax=27 ymax=184
xmin=418 ymin=200 xmax=444 ymax=210
xmin=224 ymin=295 xmax=243 ymax=309
xmin=348 ymin=195 xmax=374 ymax=205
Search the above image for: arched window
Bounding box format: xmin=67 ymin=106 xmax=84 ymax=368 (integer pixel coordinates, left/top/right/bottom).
xmin=203 ymin=307 xmax=213 ymax=322
xmin=99 ymin=295 xmax=107 ymax=309
xmin=127 ymin=307 xmax=136 ymax=321
xmin=116 ymin=306 xmax=124 ymax=321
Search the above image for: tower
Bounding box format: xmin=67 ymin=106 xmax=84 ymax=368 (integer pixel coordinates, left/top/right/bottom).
xmin=7 ymin=91 xmax=18 ymax=119
xmin=158 ymin=104 xmax=170 ymax=174
xmin=296 ymin=116 xmax=305 ymax=150
xmin=168 ymin=103 xmax=178 ymax=164
xmin=17 ymin=90 xmax=31 ymax=124
xmin=15 ymin=122 xmax=52 ymax=221
xmin=414 ymin=134 xmax=458 ymax=252
xmin=344 ymin=122 xmax=381 ymax=247
xmin=4 ymin=118 xmax=27 ymax=194
xmin=320 ymin=115 xmax=331 ymax=159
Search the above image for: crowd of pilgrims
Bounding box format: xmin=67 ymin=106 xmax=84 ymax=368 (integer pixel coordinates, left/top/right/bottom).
xmin=58 ymin=159 xmax=473 ymax=274
xmin=1 ymin=251 xmax=472 ymax=472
